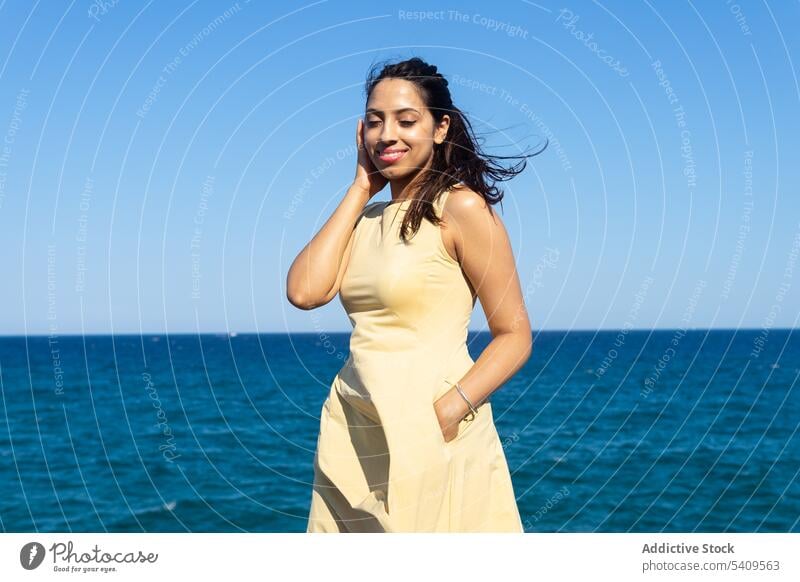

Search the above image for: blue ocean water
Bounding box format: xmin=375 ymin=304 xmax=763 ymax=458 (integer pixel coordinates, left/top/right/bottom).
xmin=0 ymin=329 xmax=798 ymax=532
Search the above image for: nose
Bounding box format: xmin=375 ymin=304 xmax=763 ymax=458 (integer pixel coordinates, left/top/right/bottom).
xmin=379 ymin=119 xmax=398 ymax=144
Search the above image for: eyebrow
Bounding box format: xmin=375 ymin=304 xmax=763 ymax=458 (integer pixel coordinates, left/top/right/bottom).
xmin=365 ymin=107 xmax=421 ymax=115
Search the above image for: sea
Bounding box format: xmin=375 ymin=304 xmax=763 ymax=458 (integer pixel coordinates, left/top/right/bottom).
xmin=1 ymin=329 xmax=798 ymax=532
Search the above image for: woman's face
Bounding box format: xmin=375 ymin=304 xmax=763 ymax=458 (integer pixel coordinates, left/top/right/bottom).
xmin=363 ymin=78 xmax=449 ymax=182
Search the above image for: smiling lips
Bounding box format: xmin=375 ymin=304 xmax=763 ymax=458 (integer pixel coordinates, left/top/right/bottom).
xmin=378 ymin=149 xmax=408 ymax=164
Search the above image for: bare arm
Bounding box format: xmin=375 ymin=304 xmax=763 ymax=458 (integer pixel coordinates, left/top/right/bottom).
xmin=434 ymin=187 xmax=533 ymax=438
xmin=286 ymin=119 xmax=387 ymax=310
xmin=286 ymin=184 xmax=372 ymax=310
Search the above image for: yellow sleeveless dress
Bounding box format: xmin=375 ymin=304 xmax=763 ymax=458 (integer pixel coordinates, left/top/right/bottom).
xmin=306 ymin=186 xmax=523 ymax=533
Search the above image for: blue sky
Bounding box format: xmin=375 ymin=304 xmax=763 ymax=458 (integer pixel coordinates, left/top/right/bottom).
xmin=0 ymin=0 xmax=798 ymax=335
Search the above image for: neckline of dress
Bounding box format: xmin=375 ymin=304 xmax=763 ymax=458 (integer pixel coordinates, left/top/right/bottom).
xmin=384 ymin=198 xmax=414 ymax=208
xmin=382 ymin=184 xmax=458 ymax=212
xmin=382 ymin=199 xmax=413 ymax=215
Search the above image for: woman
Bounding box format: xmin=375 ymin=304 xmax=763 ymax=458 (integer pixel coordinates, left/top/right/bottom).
xmin=287 ymin=57 xmax=543 ymax=532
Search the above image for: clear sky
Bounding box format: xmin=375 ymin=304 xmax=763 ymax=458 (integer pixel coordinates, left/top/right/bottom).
xmin=0 ymin=0 xmax=798 ymax=335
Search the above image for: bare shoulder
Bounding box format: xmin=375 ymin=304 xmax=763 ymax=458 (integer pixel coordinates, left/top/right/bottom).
xmin=443 ymin=184 xmax=490 ymax=216
xmin=442 ymin=185 xmax=503 ymax=232
xmin=440 ymin=185 xmax=503 ymax=262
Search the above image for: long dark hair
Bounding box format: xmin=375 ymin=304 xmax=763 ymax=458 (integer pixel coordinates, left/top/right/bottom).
xmin=364 ymin=56 xmax=547 ymax=242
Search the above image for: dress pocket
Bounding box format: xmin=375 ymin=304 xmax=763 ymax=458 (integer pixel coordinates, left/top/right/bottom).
xmin=430 ymin=373 xmax=483 ymax=448
xmin=432 ymin=400 xmax=478 ymax=447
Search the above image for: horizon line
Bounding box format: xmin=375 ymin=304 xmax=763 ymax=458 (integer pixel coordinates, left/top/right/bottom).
xmin=0 ymin=327 xmax=796 ymax=339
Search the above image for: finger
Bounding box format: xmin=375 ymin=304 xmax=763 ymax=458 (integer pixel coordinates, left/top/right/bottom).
xmin=356 ymin=118 xmax=362 ymax=149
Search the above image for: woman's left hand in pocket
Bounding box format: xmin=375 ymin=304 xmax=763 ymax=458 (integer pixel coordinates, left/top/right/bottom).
xmin=433 ymin=389 xmax=466 ymax=443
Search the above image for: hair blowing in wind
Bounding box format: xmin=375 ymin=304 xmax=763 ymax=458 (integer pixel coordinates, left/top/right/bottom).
xmin=363 ymin=56 xmax=547 ymax=242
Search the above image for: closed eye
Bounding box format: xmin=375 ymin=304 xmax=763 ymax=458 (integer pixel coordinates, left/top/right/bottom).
xmin=365 ymin=120 xmax=417 ymax=128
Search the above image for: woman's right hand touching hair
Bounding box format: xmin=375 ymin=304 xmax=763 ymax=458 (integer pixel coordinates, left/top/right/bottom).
xmin=354 ymin=118 xmax=387 ymax=199
xmin=286 ymin=118 xmax=386 ymax=310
